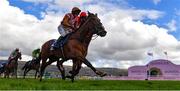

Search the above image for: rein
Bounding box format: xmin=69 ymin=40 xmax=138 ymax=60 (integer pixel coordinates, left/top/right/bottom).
xmin=92 ymin=35 xmax=99 ymax=40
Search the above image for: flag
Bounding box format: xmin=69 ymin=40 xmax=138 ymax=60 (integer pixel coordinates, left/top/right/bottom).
xmin=147 ymin=52 xmax=153 ymax=56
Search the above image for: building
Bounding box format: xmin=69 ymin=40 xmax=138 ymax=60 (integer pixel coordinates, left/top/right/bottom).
xmin=128 ymin=59 xmax=180 ymax=80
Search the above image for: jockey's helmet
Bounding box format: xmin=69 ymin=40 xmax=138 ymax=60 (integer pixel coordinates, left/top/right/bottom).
xmin=72 ymin=7 xmax=81 ymax=14
xmin=80 ymin=12 xmax=87 ymax=17
xmin=15 ymin=48 xmax=19 ymax=51
xmin=36 ymin=48 xmax=40 ymax=52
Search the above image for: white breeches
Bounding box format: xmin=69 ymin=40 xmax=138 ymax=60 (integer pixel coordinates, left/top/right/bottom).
xmin=58 ymin=25 xmax=70 ymax=37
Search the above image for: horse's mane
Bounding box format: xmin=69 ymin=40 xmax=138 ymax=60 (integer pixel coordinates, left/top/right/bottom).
xmin=75 ymin=12 xmax=95 ymax=34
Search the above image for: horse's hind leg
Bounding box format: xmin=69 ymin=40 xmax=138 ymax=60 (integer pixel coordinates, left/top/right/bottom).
xmin=57 ymin=60 xmax=65 ymax=80
xmin=23 ymin=68 xmax=27 ymax=79
xmin=23 ymin=68 xmax=30 ymax=79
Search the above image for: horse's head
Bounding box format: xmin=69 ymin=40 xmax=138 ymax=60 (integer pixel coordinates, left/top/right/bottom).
xmin=16 ymin=52 xmax=22 ymax=60
xmin=87 ymin=12 xmax=107 ymax=37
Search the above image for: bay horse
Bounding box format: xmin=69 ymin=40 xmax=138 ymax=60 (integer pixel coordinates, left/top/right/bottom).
xmin=22 ymin=58 xmax=40 ymax=79
xmin=39 ymin=12 xmax=107 ymax=82
xmin=4 ymin=52 xmax=22 ymax=78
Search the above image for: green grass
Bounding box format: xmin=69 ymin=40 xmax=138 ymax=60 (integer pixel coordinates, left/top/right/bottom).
xmin=0 ymin=78 xmax=180 ymax=90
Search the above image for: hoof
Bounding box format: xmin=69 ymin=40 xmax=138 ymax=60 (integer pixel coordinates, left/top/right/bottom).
xmin=62 ymin=77 xmax=66 ymax=80
xmin=71 ymin=78 xmax=74 ymax=83
xmin=100 ymin=72 xmax=107 ymax=77
xmin=39 ymin=78 xmax=42 ymax=82
xmin=96 ymin=71 xmax=107 ymax=77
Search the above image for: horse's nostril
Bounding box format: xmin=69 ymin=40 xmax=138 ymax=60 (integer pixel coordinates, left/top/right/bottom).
xmin=100 ymin=31 xmax=107 ymax=37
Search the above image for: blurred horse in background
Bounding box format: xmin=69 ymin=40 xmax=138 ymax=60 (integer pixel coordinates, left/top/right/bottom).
xmin=4 ymin=52 xmax=21 ymax=78
xmin=22 ymin=57 xmax=40 ymax=79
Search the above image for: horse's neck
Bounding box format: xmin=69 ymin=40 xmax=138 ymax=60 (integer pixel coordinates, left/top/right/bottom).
xmin=70 ymin=17 xmax=94 ymax=48
xmin=83 ymin=33 xmax=93 ymax=48
xmin=14 ymin=53 xmax=21 ymax=60
xmin=74 ymin=24 xmax=93 ymax=45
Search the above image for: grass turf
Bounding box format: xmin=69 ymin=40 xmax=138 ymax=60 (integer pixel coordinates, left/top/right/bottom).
xmin=0 ymin=78 xmax=180 ymax=90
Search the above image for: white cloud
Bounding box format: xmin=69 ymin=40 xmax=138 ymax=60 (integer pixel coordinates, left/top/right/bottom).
xmin=22 ymin=0 xmax=92 ymax=11
xmin=85 ymin=3 xmax=180 ymax=68
xmin=153 ymin=0 xmax=161 ymax=5
xmin=0 ymin=0 xmax=60 ymax=55
xmin=1 ymin=0 xmax=180 ymax=69
xmin=167 ymin=20 xmax=177 ymax=32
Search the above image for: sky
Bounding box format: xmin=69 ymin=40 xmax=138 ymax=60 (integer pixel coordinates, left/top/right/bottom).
xmin=0 ymin=0 xmax=180 ymax=69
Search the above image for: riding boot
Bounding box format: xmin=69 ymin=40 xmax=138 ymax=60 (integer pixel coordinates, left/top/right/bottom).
xmin=50 ymin=36 xmax=63 ymax=50
xmin=56 ymin=36 xmax=64 ymax=47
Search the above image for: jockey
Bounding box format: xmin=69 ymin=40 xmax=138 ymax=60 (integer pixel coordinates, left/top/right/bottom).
xmin=75 ymin=12 xmax=88 ymax=28
xmin=8 ymin=48 xmax=20 ymax=64
xmin=32 ymin=48 xmax=40 ymax=60
xmin=51 ymin=7 xmax=81 ymax=50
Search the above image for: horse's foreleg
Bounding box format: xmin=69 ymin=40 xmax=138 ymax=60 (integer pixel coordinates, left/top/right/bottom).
xmin=40 ymin=58 xmax=53 ymax=81
xmin=7 ymin=71 xmax=10 ymax=78
xmin=12 ymin=68 xmax=16 ymax=78
xmin=35 ymin=69 xmax=38 ymax=79
xmin=4 ymin=71 xmax=7 ymax=78
xmin=83 ymin=58 xmax=107 ymax=77
xmin=68 ymin=60 xmax=82 ymax=83
xmin=57 ymin=60 xmax=65 ymax=80
xmin=67 ymin=60 xmax=77 ymax=82
xmin=15 ymin=67 xmax=18 ymax=78
xmin=71 ymin=60 xmax=82 ymax=76
xmin=5 ymin=69 xmax=10 ymax=78
xmin=40 ymin=58 xmax=47 ymax=81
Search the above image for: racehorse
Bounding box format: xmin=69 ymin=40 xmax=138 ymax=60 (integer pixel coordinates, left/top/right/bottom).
xmin=22 ymin=58 xmax=40 ymax=79
xmin=4 ymin=52 xmax=22 ymax=78
xmin=39 ymin=12 xmax=107 ymax=82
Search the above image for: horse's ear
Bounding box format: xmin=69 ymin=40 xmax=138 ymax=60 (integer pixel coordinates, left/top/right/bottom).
xmin=88 ymin=11 xmax=91 ymax=15
xmin=88 ymin=11 xmax=94 ymax=15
